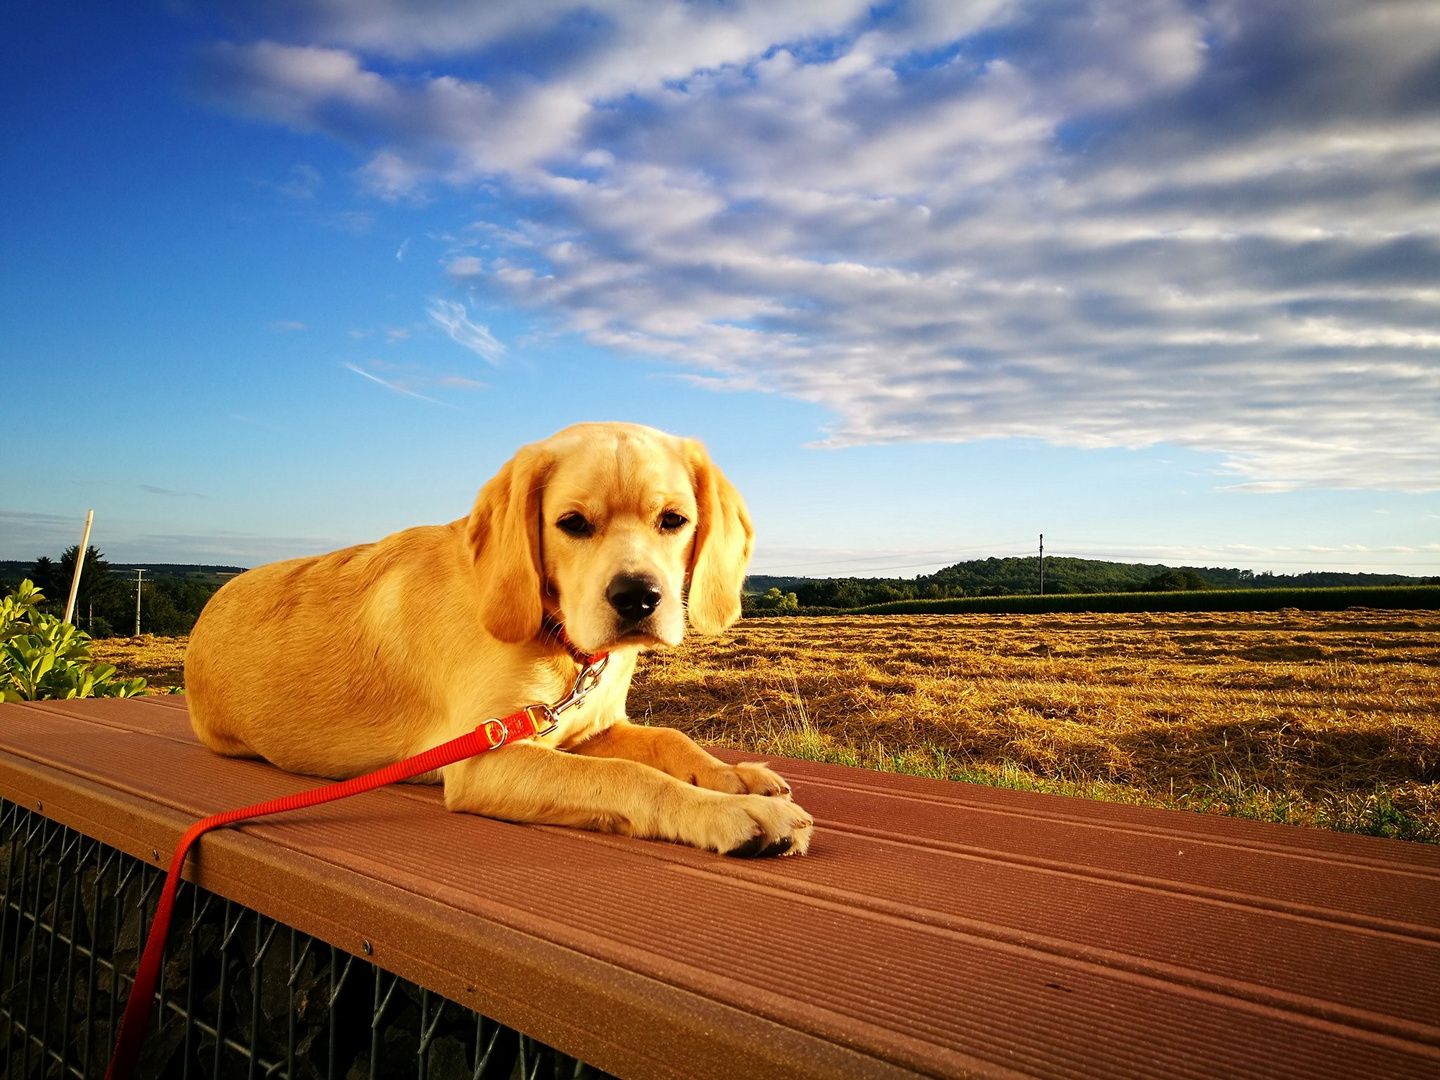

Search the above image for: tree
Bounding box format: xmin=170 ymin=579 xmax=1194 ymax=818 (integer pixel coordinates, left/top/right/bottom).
xmin=1140 ymin=569 xmax=1214 ymax=592
xmin=754 ymin=587 xmax=800 ymax=613
xmin=27 ymin=555 xmax=61 ymax=601
xmin=56 ymin=545 xmax=129 ymax=629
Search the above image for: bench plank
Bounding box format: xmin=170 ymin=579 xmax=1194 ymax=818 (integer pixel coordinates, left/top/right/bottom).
xmin=2 ymin=697 xmax=1437 ymax=1080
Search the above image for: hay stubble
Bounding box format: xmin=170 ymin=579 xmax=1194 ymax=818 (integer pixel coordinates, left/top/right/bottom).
xmin=94 ymin=610 xmax=1440 ymax=841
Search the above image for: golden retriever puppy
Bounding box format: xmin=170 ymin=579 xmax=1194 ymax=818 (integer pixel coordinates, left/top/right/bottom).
xmin=186 ymin=422 xmax=812 ymax=857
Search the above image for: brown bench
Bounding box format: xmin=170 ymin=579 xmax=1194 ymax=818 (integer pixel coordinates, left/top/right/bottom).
xmin=2 ymin=695 xmax=1438 ymax=1079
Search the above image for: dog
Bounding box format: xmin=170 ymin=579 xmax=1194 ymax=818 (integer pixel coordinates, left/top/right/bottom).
xmin=186 ymin=422 xmax=813 ymax=857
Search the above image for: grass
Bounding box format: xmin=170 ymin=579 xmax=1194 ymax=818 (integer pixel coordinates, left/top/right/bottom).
xmin=92 ymin=609 xmax=1440 ymax=843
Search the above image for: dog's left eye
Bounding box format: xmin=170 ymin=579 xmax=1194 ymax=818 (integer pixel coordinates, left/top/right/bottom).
xmin=556 ymin=512 xmax=595 ymax=538
xmin=659 ymin=511 xmax=688 ymax=532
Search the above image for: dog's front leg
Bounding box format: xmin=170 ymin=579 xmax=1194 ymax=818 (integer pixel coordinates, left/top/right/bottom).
xmin=442 ymin=741 xmax=812 ymax=856
xmin=569 ymin=720 xmax=794 ymax=798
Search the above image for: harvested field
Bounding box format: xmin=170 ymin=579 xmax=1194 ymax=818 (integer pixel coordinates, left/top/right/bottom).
xmin=90 ymin=635 xmax=186 ymax=691
xmin=634 ymin=610 xmax=1440 ymax=843
xmin=92 ymin=610 xmax=1440 ymax=842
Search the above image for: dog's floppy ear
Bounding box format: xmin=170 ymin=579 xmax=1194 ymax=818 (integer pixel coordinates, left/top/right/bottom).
xmin=684 ymin=439 xmax=754 ymax=635
xmin=466 ymin=445 xmax=552 ymax=643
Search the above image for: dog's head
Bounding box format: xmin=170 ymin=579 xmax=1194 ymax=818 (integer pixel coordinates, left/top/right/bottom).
xmin=465 ymin=422 xmax=753 ymax=654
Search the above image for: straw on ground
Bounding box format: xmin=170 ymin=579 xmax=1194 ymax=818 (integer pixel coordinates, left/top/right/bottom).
xmin=95 ymin=608 xmax=1440 ymax=842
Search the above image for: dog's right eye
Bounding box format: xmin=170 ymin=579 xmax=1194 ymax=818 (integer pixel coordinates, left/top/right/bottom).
xmin=556 ymin=512 xmax=594 ymax=538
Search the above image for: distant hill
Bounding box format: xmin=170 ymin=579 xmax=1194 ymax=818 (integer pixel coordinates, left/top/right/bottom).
xmin=108 ymin=562 xmax=248 ymax=575
xmin=745 ymin=574 xmax=817 ymax=594
xmin=746 ymin=556 xmax=1436 ymax=610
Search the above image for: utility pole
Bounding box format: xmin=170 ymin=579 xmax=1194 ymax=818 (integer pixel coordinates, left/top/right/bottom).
xmin=1039 ymin=534 xmax=1045 ymax=596
xmin=133 ymin=569 xmax=145 ymax=636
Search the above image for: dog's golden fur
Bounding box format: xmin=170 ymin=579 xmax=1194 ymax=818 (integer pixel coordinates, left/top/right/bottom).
xmin=186 ymin=422 xmax=812 ymax=856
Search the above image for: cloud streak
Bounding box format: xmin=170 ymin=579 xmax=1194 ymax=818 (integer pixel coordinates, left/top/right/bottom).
xmin=343 ymin=358 xmax=483 ymax=403
xmin=198 ymin=0 xmax=1440 ymax=490
xmin=343 ymin=361 xmax=447 ymax=404
xmin=427 ymin=299 xmax=506 ymax=364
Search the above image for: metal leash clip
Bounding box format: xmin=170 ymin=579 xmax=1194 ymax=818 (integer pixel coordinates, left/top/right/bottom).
xmin=518 ymin=653 xmax=611 ymax=739
xmin=552 ymin=654 xmax=610 ymax=718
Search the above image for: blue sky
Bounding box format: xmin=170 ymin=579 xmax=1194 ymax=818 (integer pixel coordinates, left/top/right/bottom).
xmin=3 ymin=0 xmax=1438 ymax=578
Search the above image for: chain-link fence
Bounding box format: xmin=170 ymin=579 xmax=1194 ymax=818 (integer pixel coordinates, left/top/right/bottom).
xmin=0 ymin=798 xmax=617 ymax=1080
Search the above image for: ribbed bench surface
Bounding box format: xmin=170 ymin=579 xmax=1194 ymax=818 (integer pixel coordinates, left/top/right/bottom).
xmin=2 ymin=696 xmax=1438 ymax=1080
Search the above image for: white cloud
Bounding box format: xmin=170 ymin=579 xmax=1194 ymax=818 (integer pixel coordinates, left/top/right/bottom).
xmin=139 ymin=485 xmax=206 ymax=499
xmin=198 ymin=0 xmax=1440 ymax=490
xmin=343 ymin=361 xmax=445 ymax=404
xmin=343 ymin=358 xmax=485 ymax=402
xmin=260 ymin=162 xmax=322 ymax=199
xmin=426 ymin=299 xmax=506 ymax=364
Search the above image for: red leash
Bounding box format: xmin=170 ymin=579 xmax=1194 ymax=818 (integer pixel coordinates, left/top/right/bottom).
xmin=107 ymin=636 xmax=607 ymax=1080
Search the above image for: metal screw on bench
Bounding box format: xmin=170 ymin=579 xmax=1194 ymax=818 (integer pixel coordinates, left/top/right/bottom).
xmin=363 ymin=940 xmax=373 ymax=955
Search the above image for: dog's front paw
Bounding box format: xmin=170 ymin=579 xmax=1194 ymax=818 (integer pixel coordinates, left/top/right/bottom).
xmin=704 ymin=793 xmax=813 ymax=858
xmin=689 ymin=759 xmax=794 ymax=798
xmin=733 ymin=760 xmax=792 ymax=798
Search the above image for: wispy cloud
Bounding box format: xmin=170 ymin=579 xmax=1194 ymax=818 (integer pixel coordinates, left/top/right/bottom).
xmin=324 ymin=210 xmax=374 ymax=234
xmin=229 ymin=413 xmax=283 ymax=430
xmin=197 ymin=0 xmax=1440 ymax=491
xmin=267 ymin=319 xmax=306 ymax=332
xmin=748 ymin=538 xmax=1440 ymax=577
xmin=120 ymin=531 xmax=349 ymax=564
xmin=0 ymin=510 xmax=91 ymax=559
xmin=427 ymin=298 xmax=505 ymax=365
xmin=343 ymin=361 xmax=446 ymax=404
xmin=139 ymin=484 xmax=206 ymax=499
xmin=434 ymin=374 xmax=484 ymax=389
xmin=254 ymin=163 xmax=322 ymax=200
xmin=278 ymin=163 xmax=321 ymax=199
xmin=343 ymin=358 xmax=483 ymax=403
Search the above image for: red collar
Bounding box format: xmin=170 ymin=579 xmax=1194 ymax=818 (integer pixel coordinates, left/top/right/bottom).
xmin=543 ymin=616 xmax=609 ymax=667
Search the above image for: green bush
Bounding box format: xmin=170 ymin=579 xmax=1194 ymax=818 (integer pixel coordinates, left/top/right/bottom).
xmin=0 ymin=580 xmax=147 ymax=701
xmin=752 ymin=587 xmax=801 ymax=613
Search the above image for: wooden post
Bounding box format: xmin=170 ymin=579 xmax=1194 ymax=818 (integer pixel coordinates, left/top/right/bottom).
xmin=63 ymin=510 xmax=94 ymax=625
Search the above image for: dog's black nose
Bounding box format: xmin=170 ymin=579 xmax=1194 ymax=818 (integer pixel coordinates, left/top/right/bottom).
xmin=607 ymin=574 xmax=662 ymax=621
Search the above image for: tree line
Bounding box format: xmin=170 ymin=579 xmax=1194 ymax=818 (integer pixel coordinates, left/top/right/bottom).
xmin=745 ymin=556 xmax=1438 ymax=612
xmin=0 ymin=547 xmax=232 ymax=637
